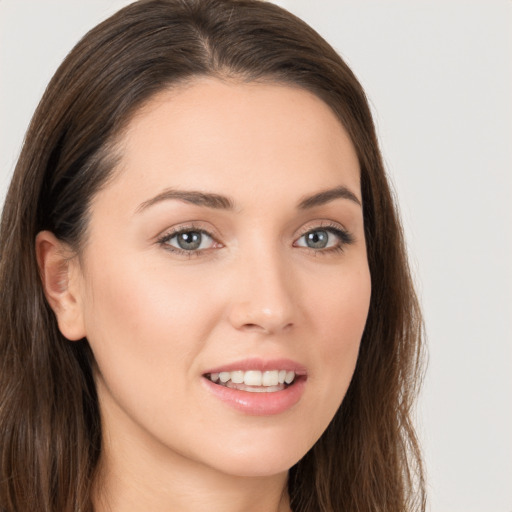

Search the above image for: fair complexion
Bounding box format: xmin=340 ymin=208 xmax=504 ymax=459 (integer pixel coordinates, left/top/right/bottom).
xmin=37 ymin=78 xmax=371 ymax=512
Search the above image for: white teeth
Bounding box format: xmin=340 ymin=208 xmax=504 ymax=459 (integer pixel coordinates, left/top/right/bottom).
xmin=262 ymin=370 xmax=279 ymax=386
xmin=230 ymin=371 xmax=244 ymax=384
xmin=244 ymin=370 xmax=262 ymax=386
xmin=219 ymin=372 xmax=230 ymax=383
xmin=284 ymin=371 xmax=295 ymax=384
xmin=207 ymin=369 xmax=296 ymax=387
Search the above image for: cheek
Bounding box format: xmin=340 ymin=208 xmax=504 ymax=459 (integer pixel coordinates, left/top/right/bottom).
xmin=79 ymin=255 xmax=228 ymax=452
xmin=80 ymin=255 xmax=220 ymax=395
xmin=305 ymin=264 xmax=371 ymax=419
xmin=84 ymin=251 xmax=215 ymax=334
xmin=313 ymin=264 xmax=371 ymax=352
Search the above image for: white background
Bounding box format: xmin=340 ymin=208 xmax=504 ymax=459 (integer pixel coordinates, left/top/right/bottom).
xmin=1 ymin=1 xmax=511 ymax=511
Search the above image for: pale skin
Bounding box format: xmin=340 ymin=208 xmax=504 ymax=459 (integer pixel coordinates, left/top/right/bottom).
xmin=37 ymin=78 xmax=372 ymax=512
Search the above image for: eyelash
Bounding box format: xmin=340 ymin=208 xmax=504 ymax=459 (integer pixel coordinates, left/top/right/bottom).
xmin=157 ymin=224 xmax=218 ymax=258
xmin=157 ymin=222 xmax=354 ymax=257
xmin=294 ymin=223 xmax=354 ymax=255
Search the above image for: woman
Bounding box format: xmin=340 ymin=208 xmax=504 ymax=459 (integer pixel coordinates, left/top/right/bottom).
xmin=0 ymin=1 xmax=425 ymax=511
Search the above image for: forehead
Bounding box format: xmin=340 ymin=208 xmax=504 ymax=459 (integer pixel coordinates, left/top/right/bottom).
xmin=99 ymin=77 xmax=361 ymax=211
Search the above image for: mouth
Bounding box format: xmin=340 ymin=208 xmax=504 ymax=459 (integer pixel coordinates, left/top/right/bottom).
xmin=201 ymin=359 xmax=307 ymax=415
xmin=205 ymin=369 xmax=297 ymax=393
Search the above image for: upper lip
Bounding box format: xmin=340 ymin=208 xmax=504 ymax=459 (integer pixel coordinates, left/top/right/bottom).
xmin=203 ymin=358 xmax=307 ymax=376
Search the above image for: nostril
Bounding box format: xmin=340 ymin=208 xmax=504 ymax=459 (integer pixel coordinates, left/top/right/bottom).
xmin=241 ymin=323 xmax=262 ymax=331
xmin=239 ymin=321 xmax=294 ymax=334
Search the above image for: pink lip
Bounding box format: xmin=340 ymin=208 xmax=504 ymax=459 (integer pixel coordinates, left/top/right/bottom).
xmin=203 ymin=358 xmax=307 ymax=375
xmin=202 ymin=376 xmax=306 ymax=416
xmin=201 ymin=358 xmax=307 ymax=416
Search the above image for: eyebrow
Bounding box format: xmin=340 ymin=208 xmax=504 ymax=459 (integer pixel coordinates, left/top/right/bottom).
xmin=298 ymin=186 xmax=361 ymax=209
xmin=136 ymin=189 xmax=235 ymax=213
xmin=136 ymin=184 xmax=361 ymax=214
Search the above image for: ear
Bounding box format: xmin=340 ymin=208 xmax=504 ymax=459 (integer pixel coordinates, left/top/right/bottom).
xmin=36 ymin=231 xmax=86 ymax=341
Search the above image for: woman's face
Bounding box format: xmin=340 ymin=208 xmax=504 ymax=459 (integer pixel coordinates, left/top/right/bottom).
xmin=72 ymin=78 xmax=371 ymax=477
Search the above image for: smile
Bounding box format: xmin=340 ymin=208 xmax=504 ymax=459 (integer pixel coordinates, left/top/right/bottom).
xmin=206 ymin=369 xmax=296 ymax=393
xmin=202 ymin=359 xmax=307 ymax=415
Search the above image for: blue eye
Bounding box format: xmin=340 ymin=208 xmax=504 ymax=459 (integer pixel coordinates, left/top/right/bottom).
xmin=163 ymin=230 xmax=215 ymax=251
xmin=295 ymin=227 xmax=352 ymax=251
xmin=302 ymin=230 xmax=330 ymax=249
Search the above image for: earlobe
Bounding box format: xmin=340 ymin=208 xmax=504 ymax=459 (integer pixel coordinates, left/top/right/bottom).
xmin=35 ymin=231 xmax=86 ymax=341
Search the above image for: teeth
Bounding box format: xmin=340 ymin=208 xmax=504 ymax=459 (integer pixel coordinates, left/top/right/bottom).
xmin=219 ymin=372 xmax=230 ymax=383
xmin=262 ymin=370 xmax=279 ymax=387
xmin=244 ymin=370 xmax=262 ymax=386
xmin=231 ymin=371 xmax=244 ymax=384
xmin=284 ymin=371 xmax=295 ymax=384
xmin=207 ymin=369 xmax=296 ymax=387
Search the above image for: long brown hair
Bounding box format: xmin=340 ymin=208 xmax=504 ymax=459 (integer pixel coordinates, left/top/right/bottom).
xmin=0 ymin=1 xmax=425 ymax=511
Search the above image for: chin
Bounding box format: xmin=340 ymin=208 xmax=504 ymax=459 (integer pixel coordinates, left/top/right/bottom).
xmin=210 ymin=454 xmax=298 ymax=479
xmin=196 ymin=429 xmax=316 ymax=479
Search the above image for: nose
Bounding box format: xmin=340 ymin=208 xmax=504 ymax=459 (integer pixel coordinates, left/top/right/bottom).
xmin=227 ymin=248 xmax=296 ymax=335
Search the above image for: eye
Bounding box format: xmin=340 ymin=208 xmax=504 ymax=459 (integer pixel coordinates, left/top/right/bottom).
xmin=160 ymin=229 xmax=216 ymax=252
xmin=294 ymin=226 xmax=353 ymax=251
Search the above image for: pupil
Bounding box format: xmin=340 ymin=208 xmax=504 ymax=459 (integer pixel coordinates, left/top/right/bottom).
xmin=177 ymin=231 xmax=202 ymax=250
xmin=306 ymin=230 xmax=328 ymax=249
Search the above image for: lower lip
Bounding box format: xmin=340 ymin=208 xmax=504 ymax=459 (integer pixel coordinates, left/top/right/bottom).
xmin=202 ymin=376 xmax=306 ymax=416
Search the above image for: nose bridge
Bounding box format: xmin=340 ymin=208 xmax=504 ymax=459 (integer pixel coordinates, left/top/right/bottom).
xmin=228 ymin=239 xmax=296 ymax=333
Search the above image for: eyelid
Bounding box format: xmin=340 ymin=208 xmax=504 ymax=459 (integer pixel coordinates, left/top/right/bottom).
xmin=295 ymin=220 xmax=350 ymax=238
xmin=156 ymin=222 xmax=223 ymax=256
xmin=293 ymin=221 xmax=354 ymax=251
xmin=155 ymin=220 xmax=354 ymax=257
